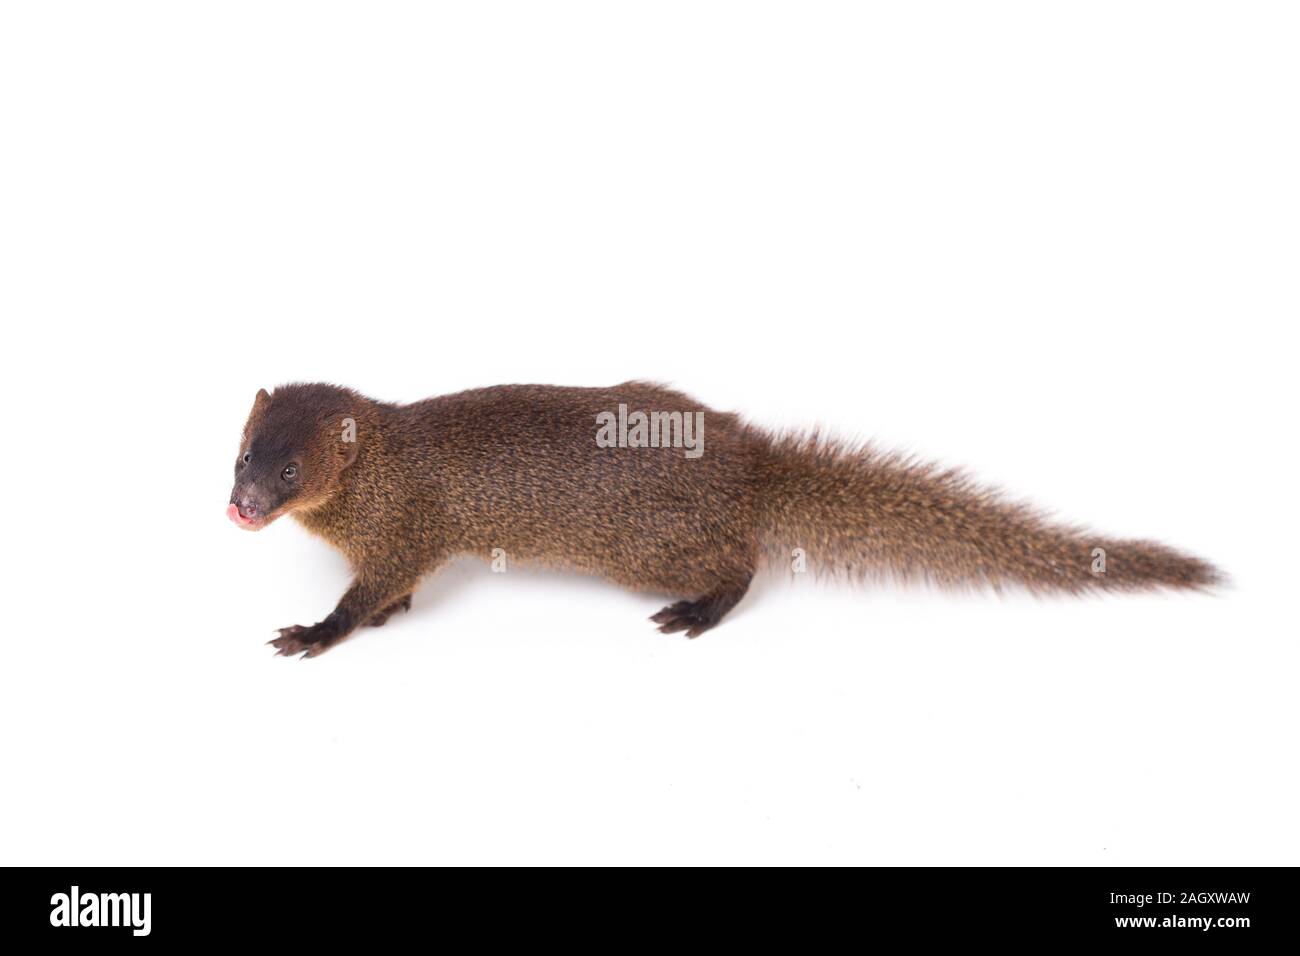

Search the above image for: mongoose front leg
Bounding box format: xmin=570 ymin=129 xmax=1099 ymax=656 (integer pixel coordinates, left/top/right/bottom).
xmin=269 ymin=569 xmax=421 ymax=658
xmin=367 ymin=593 xmax=413 ymax=627
xmin=650 ymin=575 xmax=753 ymax=638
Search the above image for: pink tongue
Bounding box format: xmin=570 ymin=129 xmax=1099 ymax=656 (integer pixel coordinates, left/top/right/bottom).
xmin=226 ymin=503 xmax=243 ymax=524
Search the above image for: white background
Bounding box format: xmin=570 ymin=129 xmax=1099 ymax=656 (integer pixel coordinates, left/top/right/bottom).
xmin=1 ymin=2 xmax=1295 ymax=865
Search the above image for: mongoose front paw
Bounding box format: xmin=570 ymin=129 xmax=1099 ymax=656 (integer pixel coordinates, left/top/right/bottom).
xmin=267 ymin=624 xmax=332 ymax=659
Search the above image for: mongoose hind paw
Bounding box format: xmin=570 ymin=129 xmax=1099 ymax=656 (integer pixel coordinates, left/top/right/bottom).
xmin=650 ymin=581 xmax=751 ymax=639
xmin=649 ymin=600 xmax=721 ymax=639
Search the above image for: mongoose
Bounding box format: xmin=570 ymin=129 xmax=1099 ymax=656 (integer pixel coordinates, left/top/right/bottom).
xmin=228 ymin=382 xmax=1222 ymax=658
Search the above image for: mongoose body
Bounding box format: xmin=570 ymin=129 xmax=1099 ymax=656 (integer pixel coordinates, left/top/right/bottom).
xmin=228 ymin=382 xmax=1220 ymax=657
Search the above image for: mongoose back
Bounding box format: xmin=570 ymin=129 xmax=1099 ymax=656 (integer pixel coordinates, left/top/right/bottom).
xmin=227 ymin=382 xmax=1222 ymax=657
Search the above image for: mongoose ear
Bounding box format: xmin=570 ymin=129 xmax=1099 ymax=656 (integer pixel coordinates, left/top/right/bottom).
xmin=329 ymin=414 xmax=361 ymax=469
xmin=242 ymin=388 xmax=272 ymax=440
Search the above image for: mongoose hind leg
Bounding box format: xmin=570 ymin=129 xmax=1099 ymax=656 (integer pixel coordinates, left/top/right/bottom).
xmin=367 ymin=593 xmax=413 ymax=627
xmin=650 ymin=576 xmax=752 ymax=639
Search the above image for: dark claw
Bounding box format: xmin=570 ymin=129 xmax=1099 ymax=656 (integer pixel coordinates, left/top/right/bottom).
xmin=650 ymin=601 xmax=692 ymax=625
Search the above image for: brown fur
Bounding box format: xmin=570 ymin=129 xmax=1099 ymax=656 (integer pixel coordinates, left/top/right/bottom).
xmin=229 ymin=382 xmax=1222 ymax=657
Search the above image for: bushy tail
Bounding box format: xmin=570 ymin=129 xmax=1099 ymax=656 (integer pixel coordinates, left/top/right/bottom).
xmin=755 ymin=432 xmax=1223 ymax=593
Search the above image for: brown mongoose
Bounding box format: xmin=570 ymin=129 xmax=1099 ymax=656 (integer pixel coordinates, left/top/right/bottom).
xmin=228 ymin=382 xmax=1222 ymax=657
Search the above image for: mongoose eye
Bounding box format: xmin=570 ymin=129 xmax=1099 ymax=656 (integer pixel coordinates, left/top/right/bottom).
xmin=282 ymin=465 xmax=297 ymax=480
xmin=242 ymin=452 xmax=251 ymax=464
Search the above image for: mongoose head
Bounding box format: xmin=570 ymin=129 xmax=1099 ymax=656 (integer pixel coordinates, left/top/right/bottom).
xmin=228 ymin=385 xmax=360 ymax=530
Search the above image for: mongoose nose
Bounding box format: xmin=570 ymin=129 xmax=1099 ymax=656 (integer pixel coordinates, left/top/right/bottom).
xmin=227 ymin=502 xmax=257 ymax=525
